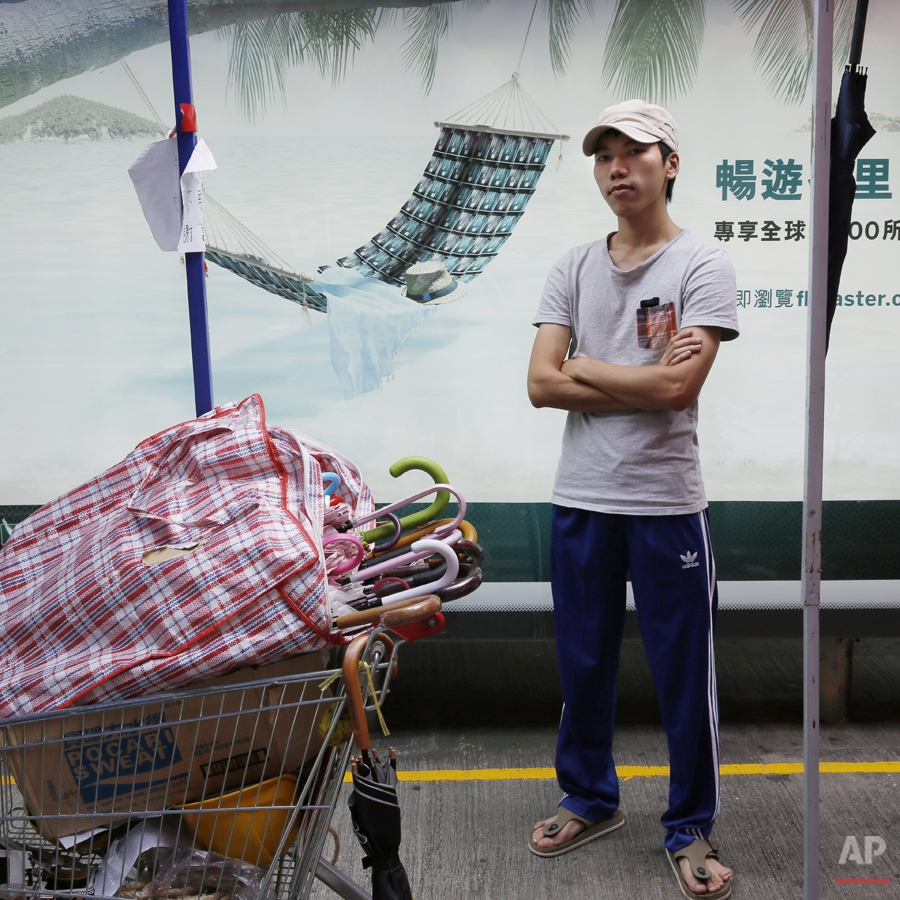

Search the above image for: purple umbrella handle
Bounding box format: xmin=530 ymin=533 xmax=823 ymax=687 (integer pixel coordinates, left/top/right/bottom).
xmin=369 ymin=512 xmax=402 ymax=552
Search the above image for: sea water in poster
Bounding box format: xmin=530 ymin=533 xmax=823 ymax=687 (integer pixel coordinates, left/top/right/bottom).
xmin=1 ymin=0 xmax=899 ymax=515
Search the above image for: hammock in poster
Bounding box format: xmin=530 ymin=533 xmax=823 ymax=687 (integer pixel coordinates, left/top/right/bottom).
xmin=201 ymin=73 xmax=569 ymax=309
xmin=202 ymin=193 xmax=329 ymax=312
xmin=333 ymin=75 xmax=569 ymax=288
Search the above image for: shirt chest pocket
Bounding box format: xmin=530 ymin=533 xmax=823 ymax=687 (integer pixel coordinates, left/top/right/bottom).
xmin=636 ymin=300 xmax=677 ymax=350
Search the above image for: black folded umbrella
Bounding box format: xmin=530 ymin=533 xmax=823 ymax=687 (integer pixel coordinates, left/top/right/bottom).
xmin=826 ymin=0 xmax=876 ymax=351
xmin=348 ymin=750 xmax=413 ymax=900
xmin=342 ymin=635 xmax=413 ymax=900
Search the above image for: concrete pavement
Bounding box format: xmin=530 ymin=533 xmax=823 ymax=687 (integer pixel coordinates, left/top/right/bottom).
xmin=311 ymin=638 xmax=900 ymax=899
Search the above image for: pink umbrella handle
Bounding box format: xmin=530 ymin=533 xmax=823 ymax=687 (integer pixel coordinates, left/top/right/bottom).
xmin=377 ymin=540 xmax=460 ymax=606
xmin=372 ymin=577 xmax=411 ymax=597
xmin=351 ymin=484 xmax=466 ymax=538
xmin=323 ymin=532 xmax=364 ymax=575
xmin=349 ymin=530 xmax=461 ymax=583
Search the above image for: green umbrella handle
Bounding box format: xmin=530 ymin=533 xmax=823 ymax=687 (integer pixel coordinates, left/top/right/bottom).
xmin=362 ymin=457 xmax=450 ymax=543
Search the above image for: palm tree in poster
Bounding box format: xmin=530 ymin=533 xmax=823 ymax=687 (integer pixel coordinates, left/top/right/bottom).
xmin=0 ymin=0 xmax=456 ymax=110
xmin=222 ymin=0 xmax=594 ymax=119
xmin=223 ymin=0 xmax=856 ymax=119
xmin=601 ymin=0 xmax=855 ymax=105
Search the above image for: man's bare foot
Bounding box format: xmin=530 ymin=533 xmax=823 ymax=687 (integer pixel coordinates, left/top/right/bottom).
xmin=529 ymin=809 xmax=625 ymax=857
xmin=678 ymin=854 xmax=733 ymax=894
xmin=530 ymin=815 xmax=585 ymax=851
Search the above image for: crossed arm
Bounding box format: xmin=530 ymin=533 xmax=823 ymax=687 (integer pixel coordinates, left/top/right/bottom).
xmin=526 ymin=322 xmax=721 ymax=413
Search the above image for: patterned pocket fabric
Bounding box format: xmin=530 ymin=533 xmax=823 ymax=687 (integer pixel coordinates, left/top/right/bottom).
xmin=636 ymin=301 xmax=677 ymax=350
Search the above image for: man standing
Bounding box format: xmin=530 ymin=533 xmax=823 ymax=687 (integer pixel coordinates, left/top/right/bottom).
xmin=526 ymin=100 xmax=738 ymax=899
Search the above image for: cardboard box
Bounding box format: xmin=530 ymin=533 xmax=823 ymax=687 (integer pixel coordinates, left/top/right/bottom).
xmin=2 ymin=653 xmax=336 ymax=842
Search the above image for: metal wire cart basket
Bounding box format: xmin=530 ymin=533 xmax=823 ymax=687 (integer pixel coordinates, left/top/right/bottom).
xmin=0 ymin=632 xmax=400 ymax=900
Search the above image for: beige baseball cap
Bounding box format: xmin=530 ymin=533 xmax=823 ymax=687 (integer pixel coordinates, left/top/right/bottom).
xmin=582 ymin=99 xmax=679 ymax=156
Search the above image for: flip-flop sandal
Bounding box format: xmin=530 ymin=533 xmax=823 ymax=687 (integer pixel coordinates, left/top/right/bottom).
xmin=528 ymin=806 xmax=625 ymax=857
xmin=666 ymin=839 xmax=733 ymax=900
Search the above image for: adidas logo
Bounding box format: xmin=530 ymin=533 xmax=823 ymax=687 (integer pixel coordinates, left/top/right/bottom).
xmin=680 ymin=551 xmax=699 ymax=569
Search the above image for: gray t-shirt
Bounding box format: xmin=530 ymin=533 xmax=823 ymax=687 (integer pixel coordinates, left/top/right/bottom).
xmin=533 ymin=229 xmax=739 ymax=515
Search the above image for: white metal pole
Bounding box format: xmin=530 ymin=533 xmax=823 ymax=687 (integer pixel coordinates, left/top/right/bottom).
xmin=803 ymin=1 xmax=833 ymax=898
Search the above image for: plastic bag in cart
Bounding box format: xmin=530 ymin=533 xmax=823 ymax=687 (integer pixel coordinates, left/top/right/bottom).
xmin=152 ymin=845 xmax=268 ymax=900
xmin=0 ymin=394 xmax=373 ymax=717
xmin=116 ymin=844 xmax=268 ymax=900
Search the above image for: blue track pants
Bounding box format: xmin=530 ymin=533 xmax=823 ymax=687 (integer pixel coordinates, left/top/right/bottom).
xmin=550 ymin=505 xmax=720 ymax=852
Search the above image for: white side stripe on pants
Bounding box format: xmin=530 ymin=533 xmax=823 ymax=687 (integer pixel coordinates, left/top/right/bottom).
xmin=699 ymin=511 xmax=721 ymax=823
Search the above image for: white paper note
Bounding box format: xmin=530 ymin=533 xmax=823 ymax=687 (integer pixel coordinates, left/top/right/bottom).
xmin=177 ymin=138 xmax=217 ymax=253
xmin=57 ymin=825 xmax=109 ymax=849
xmin=128 ymin=139 xmax=182 ymax=251
xmin=129 ymin=138 xmax=217 ymax=253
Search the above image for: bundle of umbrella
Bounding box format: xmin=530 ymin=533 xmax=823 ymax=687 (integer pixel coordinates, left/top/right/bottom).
xmin=319 ymin=455 xmax=484 ymax=639
xmin=326 ymin=454 xmax=484 ymax=900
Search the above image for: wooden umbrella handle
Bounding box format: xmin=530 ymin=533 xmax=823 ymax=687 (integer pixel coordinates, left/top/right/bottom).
xmin=342 ymin=632 xmax=394 ymax=752
xmin=334 ymin=594 xmax=438 ymax=630
xmin=381 ymin=595 xmax=440 ymax=628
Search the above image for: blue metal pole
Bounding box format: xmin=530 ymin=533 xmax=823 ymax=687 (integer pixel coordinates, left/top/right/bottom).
xmin=168 ymin=0 xmax=214 ymax=416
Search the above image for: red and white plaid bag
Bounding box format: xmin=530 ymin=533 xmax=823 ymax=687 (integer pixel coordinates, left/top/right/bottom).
xmin=0 ymin=394 xmax=373 ymax=717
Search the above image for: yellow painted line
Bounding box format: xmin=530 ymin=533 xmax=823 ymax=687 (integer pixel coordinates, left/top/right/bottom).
xmin=8 ymin=763 xmax=900 ymax=789
xmin=721 ymin=763 xmax=801 ymax=776
xmin=822 ymin=761 xmax=900 ymax=773
xmin=343 ymin=762 xmax=900 ymax=783
xmin=397 ymin=767 xmax=558 ymax=782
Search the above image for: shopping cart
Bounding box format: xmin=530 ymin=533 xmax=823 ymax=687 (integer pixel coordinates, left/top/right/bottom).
xmin=0 ymin=628 xmax=410 ymax=900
